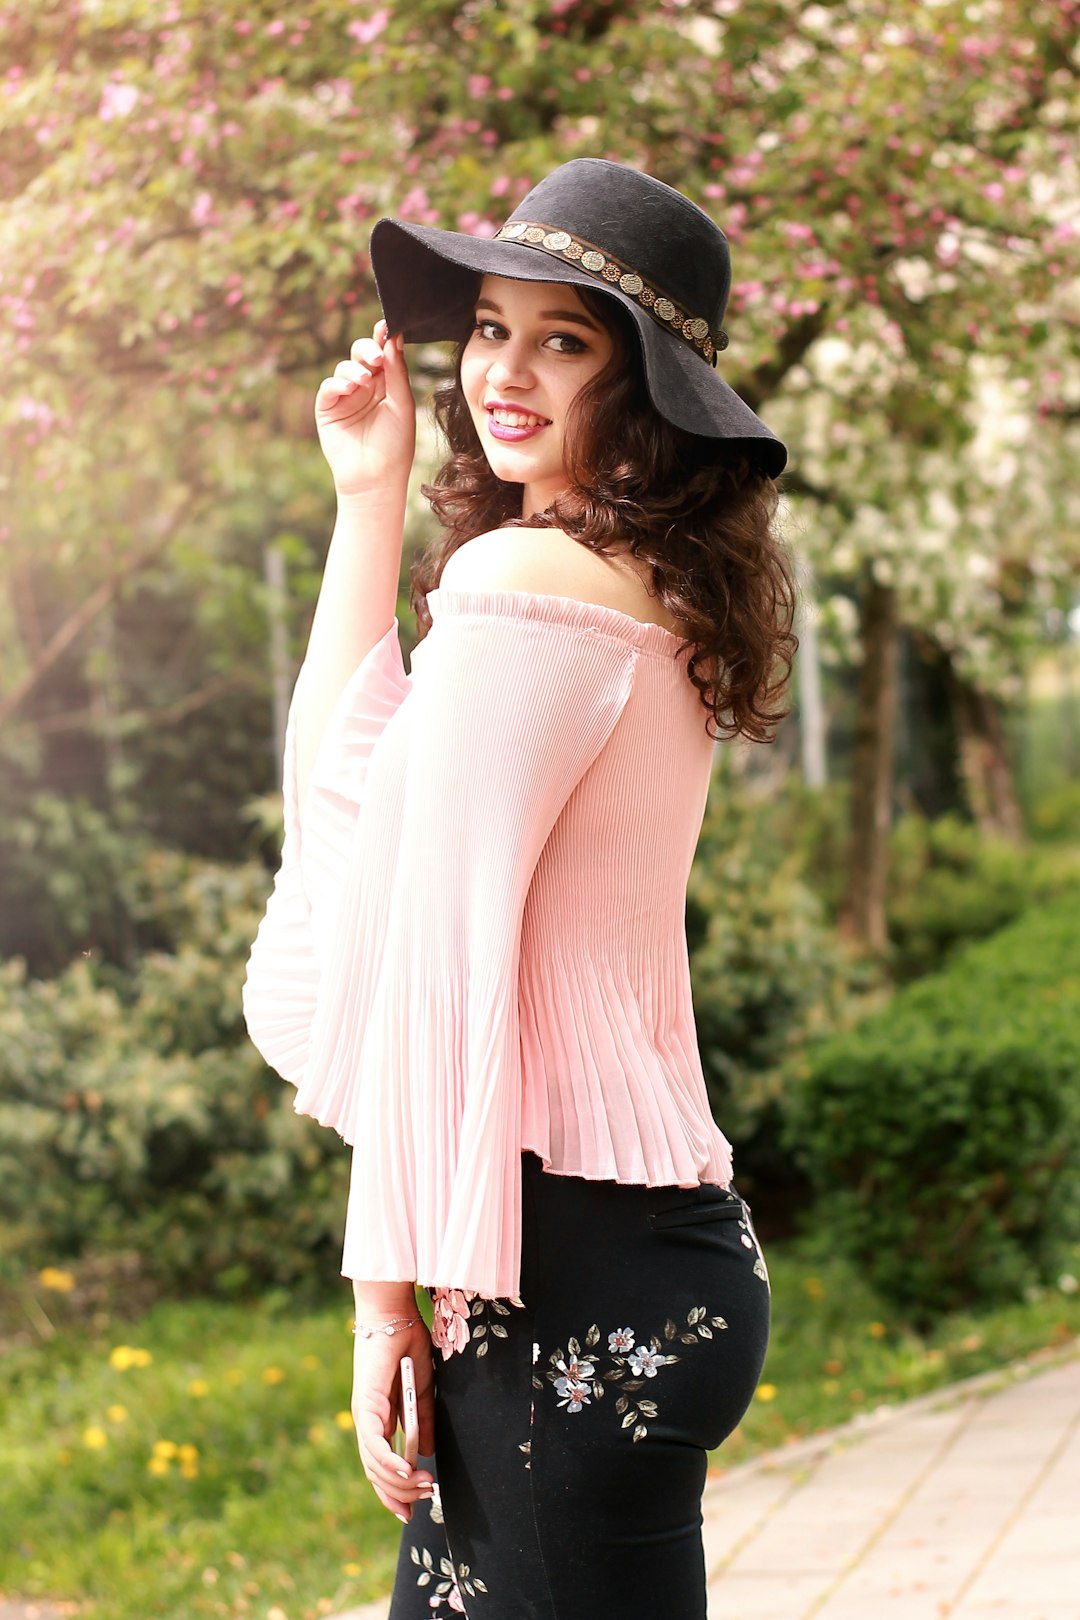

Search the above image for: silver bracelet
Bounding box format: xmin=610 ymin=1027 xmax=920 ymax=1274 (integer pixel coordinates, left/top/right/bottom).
xmin=351 ymin=1314 xmax=421 ymax=1339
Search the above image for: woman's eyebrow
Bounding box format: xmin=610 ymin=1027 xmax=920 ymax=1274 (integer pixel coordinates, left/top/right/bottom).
xmin=474 ymin=296 xmax=601 ymax=332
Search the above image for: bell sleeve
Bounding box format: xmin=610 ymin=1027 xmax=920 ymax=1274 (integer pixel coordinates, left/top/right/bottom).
xmin=321 ymin=590 xmax=641 ymax=1299
xmin=241 ymin=618 xmax=413 ymax=1086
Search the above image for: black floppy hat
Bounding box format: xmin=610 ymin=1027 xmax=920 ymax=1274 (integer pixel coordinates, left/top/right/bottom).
xmin=368 ymin=157 xmax=787 ymax=479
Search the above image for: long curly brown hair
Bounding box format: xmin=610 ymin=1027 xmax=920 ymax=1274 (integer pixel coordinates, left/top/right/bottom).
xmin=410 ymin=285 xmax=797 ymax=743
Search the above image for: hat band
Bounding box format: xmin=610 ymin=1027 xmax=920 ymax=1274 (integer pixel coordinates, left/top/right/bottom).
xmin=494 ymin=220 xmax=729 ymax=366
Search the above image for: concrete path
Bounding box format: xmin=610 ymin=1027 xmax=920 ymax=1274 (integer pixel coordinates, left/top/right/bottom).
xmin=334 ymin=1335 xmax=1080 ymax=1620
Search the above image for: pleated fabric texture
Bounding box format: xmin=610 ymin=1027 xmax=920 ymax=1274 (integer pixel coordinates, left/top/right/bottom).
xmin=242 ymin=586 xmax=735 ymax=1300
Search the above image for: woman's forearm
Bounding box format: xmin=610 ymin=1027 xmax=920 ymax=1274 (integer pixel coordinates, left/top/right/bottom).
xmin=294 ymin=483 xmax=407 ymax=820
xmin=352 ymin=1277 xmax=420 ymax=1320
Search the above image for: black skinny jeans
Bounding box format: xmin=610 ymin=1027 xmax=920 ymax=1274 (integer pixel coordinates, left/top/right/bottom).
xmin=388 ymin=1151 xmax=771 ymax=1619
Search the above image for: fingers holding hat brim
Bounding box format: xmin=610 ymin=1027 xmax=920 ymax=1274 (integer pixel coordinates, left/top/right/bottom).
xmin=368 ymin=218 xmax=787 ymax=477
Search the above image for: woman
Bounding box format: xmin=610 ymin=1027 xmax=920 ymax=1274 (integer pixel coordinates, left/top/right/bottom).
xmin=243 ymin=158 xmax=793 ymax=1619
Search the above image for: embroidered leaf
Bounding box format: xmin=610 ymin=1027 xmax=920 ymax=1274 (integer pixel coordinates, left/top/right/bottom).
xmin=638 ymin=1399 xmax=658 ymax=1416
xmin=473 ymin=1323 xmax=487 ymax=1337
xmin=608 ymin=1365 xmax=625 ymax=1380
xmin=663 ymin=1319 xmax=677 ymax=1341
xmin=650 ymin=1335 xmax=662 ymax=1352
xmin=421 ymin=1547 xmax=434 ymax=1570
xmin=615 ymin=1394 xmax=629 ymax=1415
xmin=463 ymin=1580 xmax=475 ymax=1596
xmin=491 ymin=1323 xmax=508 ymax=1339
xmin=621 ymin=1410 xmax=638 ymax=1428
xmin=410 ymin=1547 xmax=421 ymax=1567
xmin=623 ymin=1378 xmax=644 ymax=1391
xmin=492 ymin=1300 xmax=510 ymax=1315
xmin=416 ymin=1571 xmax=431 ymax=1587
xmin=476 ymin=1339 xmax=489 ymax=1358
xmin=710 ymin=1316 xmax=728 ymax=1329
xmin=470 ymin=1300 xmax=485 ymax=1317
xmin=475 ymin=1579 xmax=489 ymax=1593
xmin=680 ymin=1333 xmax=698 ymax=1344
xmin=549 ymin=1348 xmax=564 ymax=1365
xmin=633 ymin=1423 xmax=648 ymax=1442
xmin=568 ymin=1336 xmax=580 ymax=1356
xmin=508 ymin=1294 xmax=525 ymax=1308
xmin=519 ymin=1440 xmax=531 ymax=1454
xmin=593 ymin=1380 xmax=605 ymax=1399
xmin=698 ymin=1325 xmax=713 ymax=1339
xmin=688 ymin=1306 xmax=705 ymax=1324
xmin=585 ymin=1323 xmax=600 ymax=1347
xmin=532 ymin=1375 xmax=544 ymax=1390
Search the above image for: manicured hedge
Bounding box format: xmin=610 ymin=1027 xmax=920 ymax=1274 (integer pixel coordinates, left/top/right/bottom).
xmin=783 ymin=895 xmax=1080 ymax=1322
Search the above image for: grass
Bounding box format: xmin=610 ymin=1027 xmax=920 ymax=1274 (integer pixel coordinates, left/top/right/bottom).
xmin=2 ymin=1235 xmax=1079 ymax=1620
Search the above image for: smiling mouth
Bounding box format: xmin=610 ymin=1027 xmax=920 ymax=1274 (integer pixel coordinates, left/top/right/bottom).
xmin=487 ymin=406 xmax=552 ymax=429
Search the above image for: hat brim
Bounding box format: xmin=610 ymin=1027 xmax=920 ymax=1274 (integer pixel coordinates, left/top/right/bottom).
xmin=369 ymin=218 xmax=787 ymax=478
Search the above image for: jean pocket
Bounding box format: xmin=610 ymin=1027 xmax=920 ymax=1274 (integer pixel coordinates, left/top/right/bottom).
xmin=649 ymin=1193 xmax=746 ymax=1231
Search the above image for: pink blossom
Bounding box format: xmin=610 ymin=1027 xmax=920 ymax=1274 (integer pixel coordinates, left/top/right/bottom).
xmin=496 ymin=86 xmax=514 ymax=100
xmin=234 ymin=18 xmax=253 ymax=33
xmin=982 ymin=181 xmax=1005 ymax=202
xmin=490 ymin=175 xmax=511 ymax=197
xmin=98 ymin=82 xmax=139 ymax=120
xmin=431 ymin=1290 xmax=472 ymax=1360
xmin=347 ymin=8 xmax=390 ymax=44
xmin=266 ymin=18 xmax=285 ymax=33
xmin=467 ymin=73 xmax=490 ymax=96
xmin=191 ymin=191 xmax=215 ymax=226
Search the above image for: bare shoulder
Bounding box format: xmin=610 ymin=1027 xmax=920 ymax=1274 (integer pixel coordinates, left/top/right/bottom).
xmin=438 ymin=527 xmax=689 ymax=637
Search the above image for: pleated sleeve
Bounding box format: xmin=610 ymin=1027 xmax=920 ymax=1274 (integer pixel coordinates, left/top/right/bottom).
xmin=241 ymin=618 xmax=413 ymax=1085
xmin=323 ymin=588 xmax=640 ymax=1299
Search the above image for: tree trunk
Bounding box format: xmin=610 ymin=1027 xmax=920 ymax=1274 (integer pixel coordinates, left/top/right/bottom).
xmin=947 ymin=669 xmax=1025 ymax=841
xmin=842 ymin=570 xmax=899 ymax=949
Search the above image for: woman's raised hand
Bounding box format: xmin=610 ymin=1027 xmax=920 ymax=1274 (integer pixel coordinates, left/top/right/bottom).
xmin=315 ymin=319 xmax=416 ymax=498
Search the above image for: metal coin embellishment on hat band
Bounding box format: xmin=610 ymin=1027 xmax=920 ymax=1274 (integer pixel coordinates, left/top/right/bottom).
xmin=495 ymin=220 xmax=729 ymax=366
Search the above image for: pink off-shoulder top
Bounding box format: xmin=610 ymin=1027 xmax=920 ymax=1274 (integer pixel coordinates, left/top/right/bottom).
xmin=242 ymin=585 xmax=734 ymax=1299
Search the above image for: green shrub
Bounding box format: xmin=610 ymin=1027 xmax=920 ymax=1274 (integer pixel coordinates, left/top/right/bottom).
xmin=0 ymin=848 xmax=348 ymax=1298
xmin=687 ymin=775 xmax=877 ymax=1186
xmin=885 ymin=812 xmax=1080 ymax=981
xmin=783 ymin=895 xmax=1080 ymax=1324
xmin=1030 ymin=779 xmax=1080 ymax=844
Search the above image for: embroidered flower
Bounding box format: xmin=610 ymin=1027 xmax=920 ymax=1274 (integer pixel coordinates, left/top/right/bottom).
xmin=553 ymin=1353 xmax=595 ymax=1411
xmin=431 ymin=1289 xmax=473 ymax=1360
xmin=608 ymin=1326 xmax=635 ymax=1353
xmin=628 ymin=1344 xmax=676 ymax=1377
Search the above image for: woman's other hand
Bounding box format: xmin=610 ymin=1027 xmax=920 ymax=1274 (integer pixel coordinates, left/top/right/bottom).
xmin=351 ymin=1313 xmax=436 ymax=1523
xmin=315 ymin=319 xmax=416 ymax=498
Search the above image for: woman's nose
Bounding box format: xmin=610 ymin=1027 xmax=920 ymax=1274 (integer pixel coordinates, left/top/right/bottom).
xmin=486 ymin=342 xmax=534 ymax=390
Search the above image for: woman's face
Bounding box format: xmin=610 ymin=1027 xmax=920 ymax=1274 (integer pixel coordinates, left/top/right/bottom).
xmin=459 ymin=273 xmax=615 ymax=515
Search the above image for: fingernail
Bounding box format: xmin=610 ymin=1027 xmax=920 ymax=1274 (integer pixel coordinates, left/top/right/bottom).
xmin=396 ymin=1510 xmax=409 ymax=1524
xmin=395 ymin=1466 xmax=410 ymax=1479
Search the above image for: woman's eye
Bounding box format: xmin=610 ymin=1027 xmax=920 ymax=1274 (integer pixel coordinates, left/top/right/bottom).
xmin=472 ymin=319 xmax=505 ymax=341
xmin=547 ymin=332 xmax=586 ymax=354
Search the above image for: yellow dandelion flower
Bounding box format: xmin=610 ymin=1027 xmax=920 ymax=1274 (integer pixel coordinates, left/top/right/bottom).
xmin=823 ymin=1358 xmax=844 ymax=1375
xmin=188 ymin=1378 xmax=210 ymax=1398
xmin=109 ymin=1345 xmax=135 ymax=1370
xmin=849 ymin=1387 xmax=865 ymax=1403
xmin=308 ymin=1424 xmax=327 ymax=1445
xmin=302 ymin=1354 xmax=321 ymax=1370
xmin=959 ymin=1333 xmax=983 ymax=1353
xmin=342 ymin=1562 xmax=362 ymax=1577
xmin=180 ymin=1460 xmax=199 ymax=1479
xmin=868 ymin=1321 xmax=887 ymax=1338
xmin=224 ymin=1368 xmax=245 ymax=1386
xmin=106 ymin=1404 xmax=129 ymax=1424
xmin=802 ymin=1276 xmax=825 ymax=1299
xmin=262 ymin=1366 xmax=286 ymax=1385
xmin=754 ymin=1383 xmax=778 ymax=1402
xmin=152 ymin=1439 xmax=178 ymax=1460
xmin=147 ymin=1455 xmax=170 ymax=1476
xmin=129 ymin=1348 xmax=152 ymax=1367
xmin=57 ymin=1448 xmax=73 ymax=1467
xmin=822 ymin=1379 xmax=840 ymax=1395
xmin=178 ymin=1442 xmax=199 ymax=1464
xmin=39 ymin=1266 xmax=76 ymax=1292
xmin=334 ymin=1410 xmax=354 ymax=1431
xmin=83 ymin=1426 xmax=108 ymax=1449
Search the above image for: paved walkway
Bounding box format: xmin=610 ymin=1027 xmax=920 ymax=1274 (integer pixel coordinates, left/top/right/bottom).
xmin=333 ymin=1335 xmax=1080 ymax=1620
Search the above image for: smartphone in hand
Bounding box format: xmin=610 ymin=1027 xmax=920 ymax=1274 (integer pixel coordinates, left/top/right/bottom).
xmin=397 ymin=1354 xmax=419 ymax=1470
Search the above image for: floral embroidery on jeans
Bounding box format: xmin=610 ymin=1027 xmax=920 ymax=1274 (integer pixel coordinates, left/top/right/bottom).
xmin=739 ymin=1208 xmax=770 ymax=1290
xmin=409 ymin=1539 xmax=488 ymax=1613
xmin=430 ymin=1289 xmax=525 ymax=1360
xmin=536 ymin=1308 xmax=727 ymax=1441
